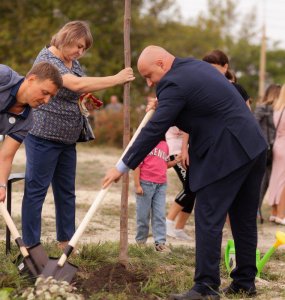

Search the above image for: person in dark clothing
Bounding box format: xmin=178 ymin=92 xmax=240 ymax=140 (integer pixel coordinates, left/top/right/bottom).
xmin=202 ymin=49 xmax=251 ymax=109
xmin=0 ymin=62 xmax=62 ymax=203
xmin=103 ymin=45 xmax=267 ymax=300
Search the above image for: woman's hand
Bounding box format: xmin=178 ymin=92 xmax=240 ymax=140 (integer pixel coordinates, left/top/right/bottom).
xmin=115 ymin=67 xmax=135 ymax=84
xmin=78 ymin=93 xmax=103 ymax=117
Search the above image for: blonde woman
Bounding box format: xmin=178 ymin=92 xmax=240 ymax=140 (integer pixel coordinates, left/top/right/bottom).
xmin=267 ymin=84 xmax=285 ymax=224
xmin=254 ymin=84 xmax=281 ymax=222
xmin=22 ymin=21 xmax=135 ymax=248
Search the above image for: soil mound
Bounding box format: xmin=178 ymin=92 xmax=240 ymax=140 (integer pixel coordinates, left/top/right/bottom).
xmin=78 ymin=263 xmax=155 ymax=299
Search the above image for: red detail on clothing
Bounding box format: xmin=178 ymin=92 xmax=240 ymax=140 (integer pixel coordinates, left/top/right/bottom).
xmin=139 ymin=141 xmax=169 ymax=184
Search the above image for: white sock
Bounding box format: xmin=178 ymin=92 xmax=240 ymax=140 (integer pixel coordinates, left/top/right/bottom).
xmin=166 ymin=218 xmax=174 ymax=224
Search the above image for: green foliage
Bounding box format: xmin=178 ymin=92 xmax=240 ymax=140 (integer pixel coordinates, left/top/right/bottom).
xmin=0 ymin=288 xmax=14 ymax=300
xmin=1 ymin=0 xmax=284 ymax=118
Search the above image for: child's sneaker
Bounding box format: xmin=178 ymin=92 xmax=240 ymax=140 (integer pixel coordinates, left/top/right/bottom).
xmin=173 ymin=229 xmax=191 ymax=241
xmin=269 ymin=215 xmax=276 ymax=222
xmin=166 ymin=219 xmax=176 ymax=238
xmin=155 ymin=243 xmax=171 ymax=253
xmin=136 ymin=240 xmax=147 ymax=248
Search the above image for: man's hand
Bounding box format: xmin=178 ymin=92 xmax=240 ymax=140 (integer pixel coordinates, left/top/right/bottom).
xmin=0 ymin=136 xmax=21 ymax=202
xmin=102 ymin=167 xmax=123 ymax=189
xmin=146 ymin=97 xmax=158 ymax=112
xmin=0 ymin=188 xmax=6 ymax=202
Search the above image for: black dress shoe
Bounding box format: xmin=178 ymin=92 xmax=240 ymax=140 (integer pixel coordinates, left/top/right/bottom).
xmin=223 ymin=284 xmax=257 ymax=297
xmin=168 ymin=289 xmax=220 ymax=300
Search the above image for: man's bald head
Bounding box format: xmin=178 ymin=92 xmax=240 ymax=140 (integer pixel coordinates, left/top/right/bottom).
xmin=137 ymin=45 xmax=175 ymax=87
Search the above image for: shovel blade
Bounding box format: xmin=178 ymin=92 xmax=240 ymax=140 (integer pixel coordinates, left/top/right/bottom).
xmin=41 ymin=258 xmax=78 ymax=283
xmin=15 ymin=243 xmax=49 ymax=278
xmin=17 ymin=256 xmax=39 ymax=278
xmin=27 ymin=243 xmax=49 ymax=273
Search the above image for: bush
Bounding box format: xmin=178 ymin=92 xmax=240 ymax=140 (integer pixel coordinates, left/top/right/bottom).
xmin=92 ymin=110 xmax=123 ymax=147
xmin=91 ymin=107 xmax=147 ymax=147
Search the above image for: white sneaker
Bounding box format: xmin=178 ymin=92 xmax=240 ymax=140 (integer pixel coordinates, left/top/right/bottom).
xmin=173 ymin=229 xmax=191 ymax=241
xmin=166 ymin=219 xmax=176 ymax=237
xmin=269 ymin=215 xmax=276 ymax=222
xmin=275 ymin=217 xmax=285 ymax=225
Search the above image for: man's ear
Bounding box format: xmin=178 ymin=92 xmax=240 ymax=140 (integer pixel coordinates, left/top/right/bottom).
xmin=156 ymin=59 xmax=164 ymax=69
xmin=26 ymin=74 xmax=37 ymax=84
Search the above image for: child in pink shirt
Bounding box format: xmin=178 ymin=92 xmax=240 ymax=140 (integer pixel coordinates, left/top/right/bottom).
xmin=134 ymin=140 xmax=180 ymax=252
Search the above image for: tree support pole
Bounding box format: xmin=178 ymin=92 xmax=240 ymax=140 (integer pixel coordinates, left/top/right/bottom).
xmin=119 ymin=0 xmax=131 ymax=266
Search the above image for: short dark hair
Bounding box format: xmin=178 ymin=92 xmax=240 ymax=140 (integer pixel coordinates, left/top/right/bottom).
xmin=202 ymin=49 xmax=229 ymax=66
xmin=203 ymin=49 xmax=234 ymax=81
xmin=26 ymin=62 xmax=63 ymax=89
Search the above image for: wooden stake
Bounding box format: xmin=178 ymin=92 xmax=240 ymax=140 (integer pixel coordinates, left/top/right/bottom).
xmin=119 ymin=0 xmax=131 ymax=266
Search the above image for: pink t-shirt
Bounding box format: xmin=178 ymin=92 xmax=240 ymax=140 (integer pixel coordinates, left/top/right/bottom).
xmin=139 ymin=141 xmax=169 ymax=184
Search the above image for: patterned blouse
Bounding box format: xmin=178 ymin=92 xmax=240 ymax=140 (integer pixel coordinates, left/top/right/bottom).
xmin=30 ymin=47 xmax=85 ymax=144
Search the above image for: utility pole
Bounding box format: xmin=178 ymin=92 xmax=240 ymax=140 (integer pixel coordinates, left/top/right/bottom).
xmin=258 ymin=23 xmax=266 ymax=99
xmin=258 ymin=0 xmax=267 ymax=99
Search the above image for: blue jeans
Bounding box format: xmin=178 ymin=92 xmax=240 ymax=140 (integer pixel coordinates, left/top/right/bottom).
xmin=135 ymin=180 xmax=167 ymax=244
xmin=22 ymin=134 xmax=76 ymax=246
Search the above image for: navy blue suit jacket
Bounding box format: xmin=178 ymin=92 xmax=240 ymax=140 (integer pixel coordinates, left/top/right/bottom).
xmin=123 ymin=58 xmax=267 ymax=192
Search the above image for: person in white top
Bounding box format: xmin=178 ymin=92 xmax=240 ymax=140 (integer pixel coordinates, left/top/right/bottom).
xmin=165 ymin=126 xmax=196 ymax=241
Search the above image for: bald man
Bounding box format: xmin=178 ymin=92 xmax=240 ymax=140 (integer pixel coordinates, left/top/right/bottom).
xmin=103 ymin=46 xmax=267 ymax=300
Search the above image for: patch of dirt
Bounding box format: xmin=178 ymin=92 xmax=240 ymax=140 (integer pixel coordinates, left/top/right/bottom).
xmin=77 ymin=263 xmax=154 ymax=299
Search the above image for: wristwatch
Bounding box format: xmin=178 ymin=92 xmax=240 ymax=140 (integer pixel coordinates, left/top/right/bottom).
xmin=0 ymin=184 xmax=7 ymax=189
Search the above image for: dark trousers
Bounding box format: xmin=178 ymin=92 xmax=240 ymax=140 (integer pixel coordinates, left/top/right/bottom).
xmin=22 ymin=134 xmax=76 ymax=246
xmin=258 ymin=164 xmax=272 ymax=220
xmin=193 ymin=151 xmax=266 ymax=294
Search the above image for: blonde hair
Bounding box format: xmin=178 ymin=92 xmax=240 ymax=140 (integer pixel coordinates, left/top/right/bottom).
xmin=261 ymin=84 xmax=281 ymax=105
xmin=51 ymin=21 xmax=93 ymax=50
xmin=273 ymin=84 xmax=285 ymax=111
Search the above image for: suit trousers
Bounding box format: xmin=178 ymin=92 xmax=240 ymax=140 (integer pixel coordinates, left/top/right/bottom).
xmin=193 ymin=151 xmax=266 ymax=294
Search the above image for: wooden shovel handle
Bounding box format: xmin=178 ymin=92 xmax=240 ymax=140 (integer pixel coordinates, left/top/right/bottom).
xmin=0 ymin=202 xmax=29 ymax=257
xmin=118 ymin=109 xmax=155 ymax=161
xmin=57 ymin=110 xmax=155 ymax=266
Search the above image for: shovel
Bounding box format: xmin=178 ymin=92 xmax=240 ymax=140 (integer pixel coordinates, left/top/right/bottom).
xmin=41 ymin=109 xmax=155 ymax=282
xmin=0 ymin=202 xmax=48 ymax=278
